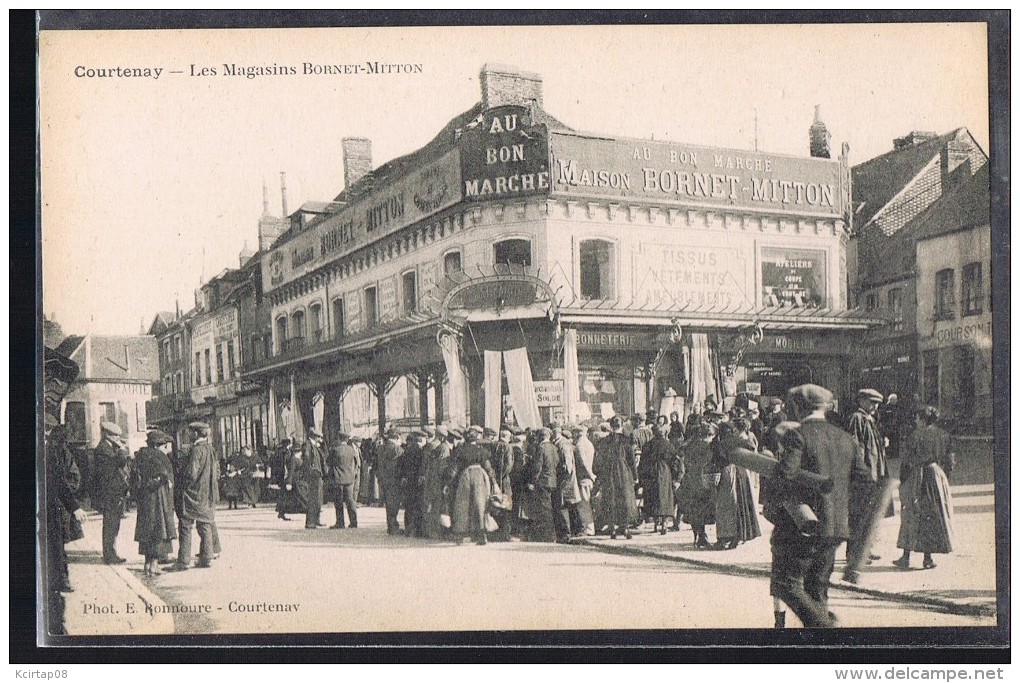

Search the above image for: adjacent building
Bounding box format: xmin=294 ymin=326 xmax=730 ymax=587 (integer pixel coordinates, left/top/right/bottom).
xmin=57 ymin=334 xmax=160 ymax=454
xmin=849 ymin=127 xmax=988 ymax=419
xmin=244 ymin=64 xmax=880 ymax=441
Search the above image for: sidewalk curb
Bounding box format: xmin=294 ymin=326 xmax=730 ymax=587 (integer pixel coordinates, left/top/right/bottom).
xmin=574 ymin=539 xmax=996 ymax=618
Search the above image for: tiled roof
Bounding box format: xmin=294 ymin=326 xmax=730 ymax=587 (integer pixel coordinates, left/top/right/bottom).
xmin=81 ymin=335 xmax=160 ymax=382
xmin=851 ymin=128 xmax=973 ymax=229
xmin=911 ymin=162 xmax=990 ymax=241
xmin=55 ymin=335 xmax=85 ymax=359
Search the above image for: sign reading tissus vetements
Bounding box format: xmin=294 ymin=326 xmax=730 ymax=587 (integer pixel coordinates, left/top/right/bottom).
xmin=633 ymin=242 xmax=751 ymax=309
xmin=550 ymin=132 xmax=845 ymax=218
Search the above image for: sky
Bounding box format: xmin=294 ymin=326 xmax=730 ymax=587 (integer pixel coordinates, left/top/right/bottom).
xmin=39 ymin=22 xmax=991 ymax=336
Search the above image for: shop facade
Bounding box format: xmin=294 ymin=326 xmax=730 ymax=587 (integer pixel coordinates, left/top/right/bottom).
xmin=247 ymin=64 xmax=880 ymax=442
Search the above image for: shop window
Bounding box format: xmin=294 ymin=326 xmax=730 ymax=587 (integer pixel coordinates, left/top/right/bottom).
xmin=402 ymin=270 xmax=418 ymax=315
xmin=935 ymin=269 xmax=955 ymax=320
xmin=957 ymin=345 xmax=975 ymax=411
xmin=64 ymin=401 xmax=86 ymax=442
xmin=216 ymin=346 xmax=225 ymax=382
xmin=332 ymin=298 xmax=345 ymax=338
xmin=162 ymin=339 xmax=171 ymax=367
xmin=275 ymin=316 xmax=288 ymax=355
xmin=443 ymin=250 xmax=462 ymax=280
xmin=195 ymin=351 xmax=203 ymax=385
xmin=493 ymin=239 xmax=532 ymax=267
xmin=227 ymin=340 xmax=236 ymax=377
xmin=888 ymin=288 xmax=903 ymax=331
xmin=175 ymin=372 xmax=183 ymax=394
xmin=364 ymin=286 xmax=378 ymax=327
xmin=580 ymin=239 xmax=616 ymax=300
xmin=922 ymin=349 xmax=939 ymax=405
xmin=99 ymin=401 xmax=117 ymax=424
xmin=760 ymin=247 xmax=826 ymax=307
xmin=204 ymin=349 xmax=212 ymax=385
xmin=310 ymin=303 xmax=323 ymax=342
xmin=962 ymin=262 xmax=983 ymax=316
xmin=174 ymin=335 xmax=182 ymax=362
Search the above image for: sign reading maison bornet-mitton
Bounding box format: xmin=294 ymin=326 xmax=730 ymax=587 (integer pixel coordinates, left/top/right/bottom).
xmin=549 ymin=131 xmax=845 ymax=218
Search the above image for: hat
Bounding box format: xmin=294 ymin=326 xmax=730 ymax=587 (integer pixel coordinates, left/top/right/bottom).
xmin=560 ymin=428 xmax=573 ymax=440
xmin=436 ymin=425 xmax=449 ymax=437
xmin=448 ymin=428 xmax=463 ymax=439
xmin=101 ymin=421 xmax=122 ymax=436
xmin=188 ymin=421 xmax=210 ymax=432
xmin=482 ymin=426 xmax=498 ymax=438
xmin=631 ymin=413 xmax=644 ymax=422
xmin=538 ymin=427 xmax=552 ymax=439
xmin=337 ymin=432 xmax=350 ymax=441
xmin=424 ymin=426 xmax=437 ymax=437
xmin=308 ymin=427 xmax=323 ymax=438
xmin=569 ymin=424 xmax=585 ymax=433
xmin=147 ymin=429 xmax=173 ymax=446
xmin=788 ymin=384 xmax=835 ymax=409
xmin=385 ymin=428 xmax=400 ymax=439
xmin=858 ymin=388 xmax=884 ymax=403
xmin=499 ymin=429 xmax=512 ymax=439
xmin=409 ymin=430 xmax=426 ymax=439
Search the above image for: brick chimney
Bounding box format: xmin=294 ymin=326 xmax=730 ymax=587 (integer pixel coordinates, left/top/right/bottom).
xmin=480 ymin=63 xmax=543 ymax=110
xmin=809 ymin=105 xmax=831 ymax=159
xmin=342 ymin=137 xmax=373 ymax=190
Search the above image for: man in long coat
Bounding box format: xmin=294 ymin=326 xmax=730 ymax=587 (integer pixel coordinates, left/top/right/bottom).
xmin=593 ymin=416 xmax=638 ymax=540
xmin=170 ymin=422 xmax=218 ymax=570
xmin=327 ymin=433 xmax=361 ymax=529
xmin=302 ymin=427 xmax=327 ymax=529
xmin=400 ymin=431 xmax=428 ymax=537
xmin=845 ymin=388 xmax=887 ymax=573
xmin=769 ymin=384 xmax=871 ymax=627
xmin=92 ymin=421 xmax=129 ymax=564
xmin=376 ymin=428 xmax=405 ymax=534
xmin=527 ymin=428 xmax=562 ymax=542
xmin=46 ymin=422 xmax=87 ymax=634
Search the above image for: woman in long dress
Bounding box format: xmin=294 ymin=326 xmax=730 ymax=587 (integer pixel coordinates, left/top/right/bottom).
xmin=894 ymin=406 xmax=955 ymax=570
xmin=640 ymin=424 xmax=680 ymax=534
xmin=593 ymin=416 xmax=638 ymax=539
xmin=675 ymin=419 xmax=717 ymax=547
xmin=133 ymin=430 xmax=177 ymax=576
xmin=712 ymin=420 xmax=762 ymax=550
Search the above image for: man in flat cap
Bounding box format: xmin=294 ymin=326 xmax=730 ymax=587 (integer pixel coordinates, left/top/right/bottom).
xmin=768 ymin=384 xmax=870 ymax=627
xmin=527 ymin=427 xmax=563 ymax=542
xmin=844 ymin=388 xmax=888 ymax=576
xmin=93 ymin=421 xmax=130 ymax=564
xmin=171 ymin=422 xmax=218 ymax=570
xmin=302 ymin=427 xmax=327 ymax=529
xmin=376 ymin=428 xmax=405 ymax=534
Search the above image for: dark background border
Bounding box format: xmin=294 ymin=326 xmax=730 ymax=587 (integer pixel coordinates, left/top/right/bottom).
xmin=13 ymin=8 xmax=1010 ymax=664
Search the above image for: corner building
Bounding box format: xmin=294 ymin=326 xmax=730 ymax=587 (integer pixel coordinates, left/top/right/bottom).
xmin=247 ymin=65 xmax=879 ymax=440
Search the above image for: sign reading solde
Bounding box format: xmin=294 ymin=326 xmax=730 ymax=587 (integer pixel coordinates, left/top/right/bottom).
xmin=459 ymin=105 xmax=551 ymax=201
xmin=533 ymin=380 xmax=564 ymax=407
xmin=550 ymin=131 xmax=845 ymax=218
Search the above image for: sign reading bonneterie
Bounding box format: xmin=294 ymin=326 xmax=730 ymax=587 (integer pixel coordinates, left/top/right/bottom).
xmin=264 ymin=147 xmax=462 ymax=291
xmin=550 ymin=132 xmax=844 ymax=218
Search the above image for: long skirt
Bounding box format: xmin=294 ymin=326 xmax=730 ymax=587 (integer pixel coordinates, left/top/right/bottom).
xmin=599 ymin=457 xmax=638 ymax=527
xmin=643 ymin=461 xmax=676 ymax=517
xmin=676 ymin=475 xmax=716 ymax=527
xmin=715 ymin=465 xmax=761 ymax=542
xmin=453 ymin=465 xmax=491 ymax=536
xmin=897 ymin=463 xmax=954 ymax=554
xmin=422 ymin=458 xmax=451 ymax=539
xmin=135 ymin=485 xmax=176 ymax=558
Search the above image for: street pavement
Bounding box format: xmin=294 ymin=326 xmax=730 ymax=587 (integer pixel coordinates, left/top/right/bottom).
xmin=62 ymin=474 xmax=996 ymax=635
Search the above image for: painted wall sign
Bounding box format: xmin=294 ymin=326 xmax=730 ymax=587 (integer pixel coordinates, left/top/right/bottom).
xmin=262 ymin=148 xmax=462 ymax=292
xmin=931 ymin=318 xmax=992 ymax=348
xmin=760 ymin=247 xmax=827 ymax=308
xmin=575 ymin=328 xmax=661 ymax=350
xmin=633 ymin=242 xmax=751 ymax=309
xmin=459 ymin=105 xmax=551 ymax=201
xmin=550 ymin=131 xmax=844 ymax=218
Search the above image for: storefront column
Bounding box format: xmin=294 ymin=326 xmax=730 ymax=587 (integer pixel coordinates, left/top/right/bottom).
xmin=368 ymin=374 xmax=392 ymax=436
xmin=416 ymin=370 xmax=432 ymax=426
xmin=322 ymin=384 xmax=344 ymax=443
xmin=433 ymin=370 xmax=445 ymax=423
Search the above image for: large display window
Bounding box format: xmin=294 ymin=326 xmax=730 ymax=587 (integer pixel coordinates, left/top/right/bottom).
xmin=760 ymin=247 xmax=827 ymax=308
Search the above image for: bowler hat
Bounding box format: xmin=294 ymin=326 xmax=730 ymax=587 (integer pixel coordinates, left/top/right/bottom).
xmin=101 ymin=421 xmax=122 ymax=436
xmin=146 ymin=429 xmax=173 ymax=446
xmin=858 ymin=388 xmax=884 ymax=403
xmin=788 ymin=384 xmax=834 ymax=409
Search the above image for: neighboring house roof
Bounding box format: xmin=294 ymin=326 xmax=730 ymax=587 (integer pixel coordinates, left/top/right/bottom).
xmin=911 ymin=162 xmax=990 ymax=242
xmin=852 ymin=128 xmax=986 ymax=235
xmin=147 ymin=311 xmax=176 ymax=336
xmin=61 ymin=335 xmax=160 ymax=382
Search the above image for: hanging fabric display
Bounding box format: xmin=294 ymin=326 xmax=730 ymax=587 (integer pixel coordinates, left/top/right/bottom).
xmin=502 ymin=347 xmax=542 ymax=429
xmin=562 ymin=328 xmax=581 ymax=422
xmin=290 ymin=372 xmax=305 ymax=441
xmin=439 ymin=332 xmax=467 ymax=427
xmin=312 ymin=391 xmax=325 ymax=433
xmin=267 ymin=384 xmax=278 ymax=442
xmin=688 ymin=333 xmax=717 ymax=410
xmin=483 ymin=349 xmax=503 ymax=431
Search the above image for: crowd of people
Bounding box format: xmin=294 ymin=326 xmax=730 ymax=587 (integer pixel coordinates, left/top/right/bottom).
xmin=45 ymin=384 xmax=958 ymax=631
